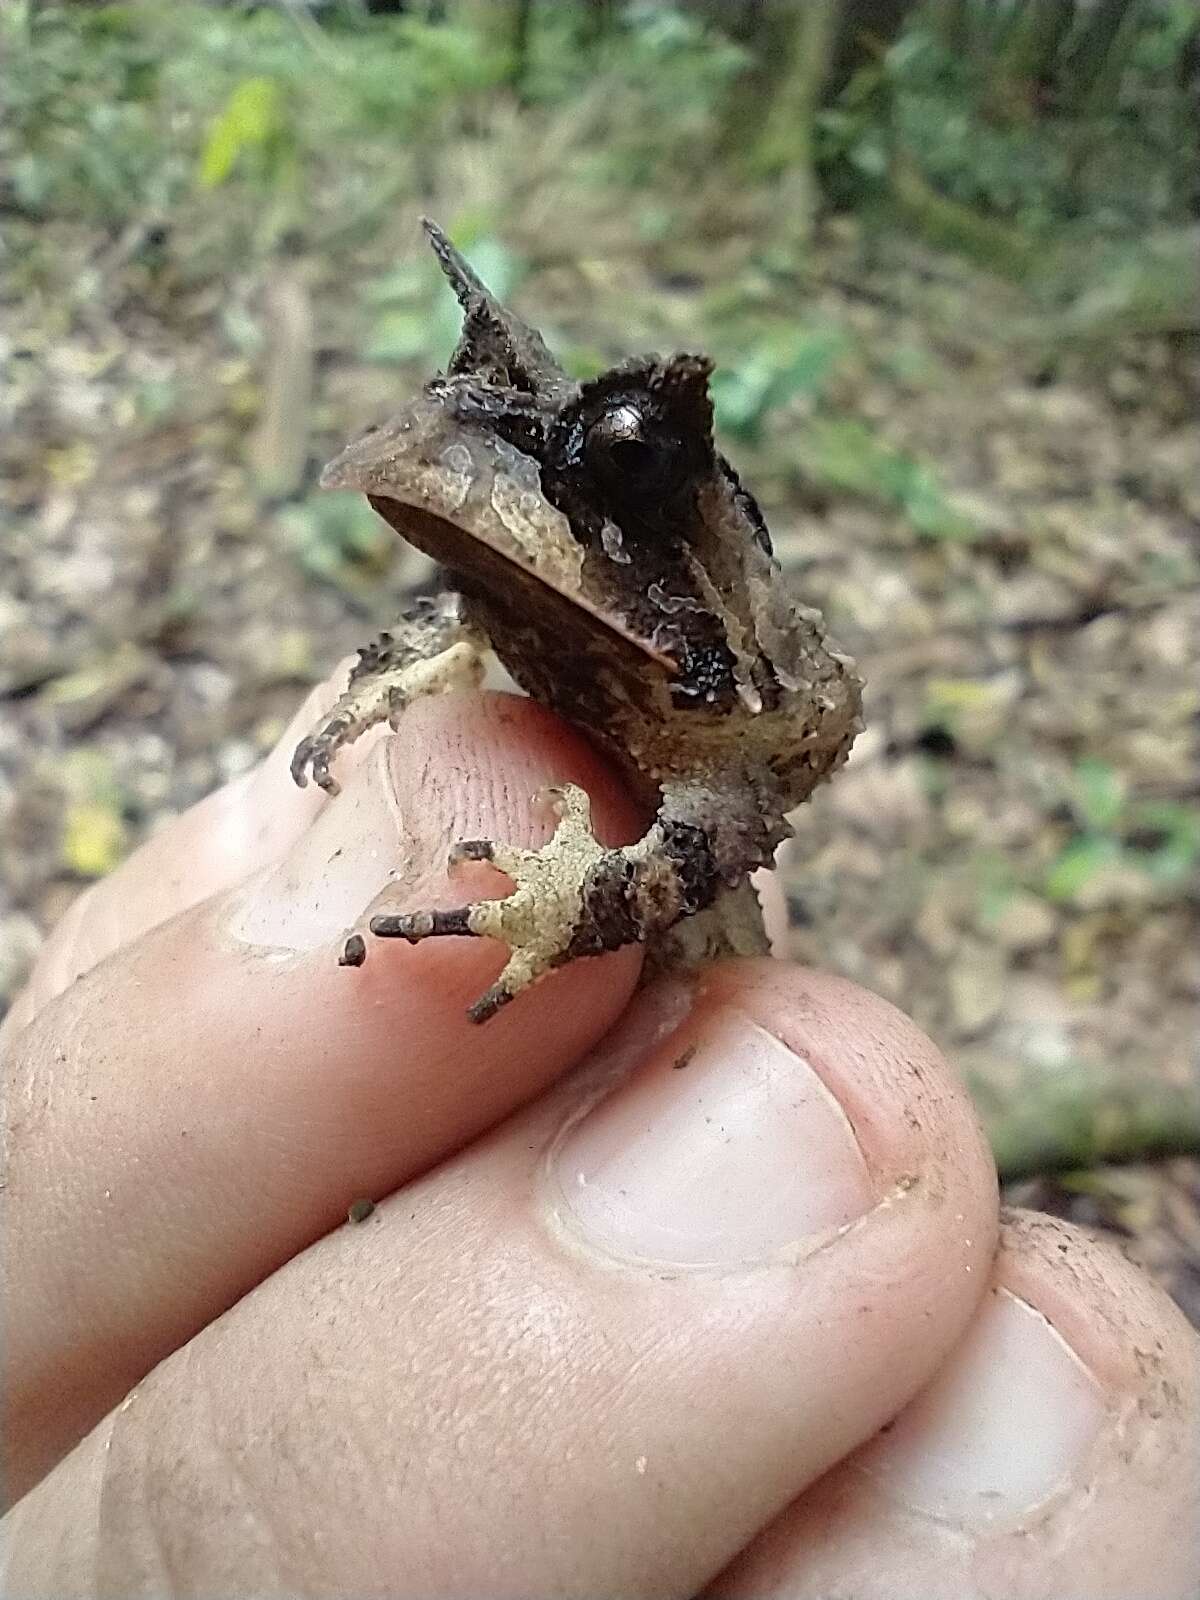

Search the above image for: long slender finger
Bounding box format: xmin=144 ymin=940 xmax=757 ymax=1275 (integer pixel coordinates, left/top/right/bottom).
xmin=3 ymin=962 xmax=999 ymax=1596
xmin=2 ymin=692 xmax=645 ymax=1503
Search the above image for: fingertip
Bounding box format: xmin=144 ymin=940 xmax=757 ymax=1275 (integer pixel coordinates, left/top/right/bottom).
xmin=693 ymin=959 xmax=998 ymax=1210
xmin=714 ymin=1207 xmax=1200 ymax=1600
xmin=994 ymin=1206 xmax=1199 ymax=1393
xmin=225 ymin=690 xmax=646 ymax=951
xmin=2 ymin=956 xmax=1003 ymax=1595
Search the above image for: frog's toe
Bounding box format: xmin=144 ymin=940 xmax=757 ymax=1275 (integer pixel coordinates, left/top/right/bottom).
xmin=368 ymin=785 xmax=622 ymax=1022
xmin=291 ymin=624 xmax=485 ymax=796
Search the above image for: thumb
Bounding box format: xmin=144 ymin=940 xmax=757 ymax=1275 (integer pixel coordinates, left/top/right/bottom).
xmin=4 ymin=691 xmax=645 ymax=1502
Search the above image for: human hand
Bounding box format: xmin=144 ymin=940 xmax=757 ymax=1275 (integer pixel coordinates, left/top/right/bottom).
xmin=3 ymin=680 xmax=1196 ymax=1597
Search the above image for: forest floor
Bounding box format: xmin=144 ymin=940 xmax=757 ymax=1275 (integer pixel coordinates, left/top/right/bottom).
xmin=2 ymin=186 xmax=1198 ymax=1319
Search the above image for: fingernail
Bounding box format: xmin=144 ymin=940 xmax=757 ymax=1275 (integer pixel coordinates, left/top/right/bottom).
xmin=552 ymin=1000 xmax=874 ymax=1266
xmin=860 ymin=1286 xmax=1105 ymax=1525
xmin=227 ymin=740 xmax=420 ymax=951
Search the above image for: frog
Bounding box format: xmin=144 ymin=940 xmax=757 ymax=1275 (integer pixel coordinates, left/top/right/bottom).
xmin=292 ymin=219 xmax=863 ymax=1022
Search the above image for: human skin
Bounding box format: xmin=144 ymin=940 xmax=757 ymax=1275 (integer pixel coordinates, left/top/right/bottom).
xmin=2 ymin=679 xmax=1197 ymax=1597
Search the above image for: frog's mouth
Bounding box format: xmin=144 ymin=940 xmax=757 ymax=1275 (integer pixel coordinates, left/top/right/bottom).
xmin=377 ymin=494 xmax=680 ymax=679
xmin=320 ymin=400 xmax=679 ymax=685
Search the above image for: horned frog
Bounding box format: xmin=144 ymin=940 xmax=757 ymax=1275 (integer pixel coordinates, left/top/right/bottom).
xmin=293 ymin=220 xmax=863 ymax=1021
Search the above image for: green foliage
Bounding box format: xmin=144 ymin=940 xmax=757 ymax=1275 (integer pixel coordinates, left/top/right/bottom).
xmin=7 ymin=0 xmax=1191 ymax=272
xmin=1131 ymin=805 xmax=1200 ymax=890
xmin=1043 ymin=832 xmax=1125 ymax=903
xmin=711 ymin=327 xmax=848 ymax=442
xmin=198 ymin=77 xmax=290 ymax=190
xmin=1071 ymin=756 xmax=1128 ymax=832
xmin=2 ymin=5 xmax=179 ymax=222
xmin=1042 ymin=228 xmax=1200 ymax=339
xmin=522 ymin=2 xmax=747 ymax=118
xmin=57 ymin=750 xmax=129 ymax=879
xmin=364 ymin=232 xmax=524 ymax=369
xmin=510 ymin=1 xmax=748 ymax=188
xmin=816 ymin=1 xmax=1198 ymax=256
xmin=278 ymin=493 xmax=395 ymax=594
xmin=2 ymin=3 xmax=508 ymax=234
xmin=797 ymin=417 xmax=977 ymax=541
xmin=1043 ymin=759 xmax=1200 ymax=905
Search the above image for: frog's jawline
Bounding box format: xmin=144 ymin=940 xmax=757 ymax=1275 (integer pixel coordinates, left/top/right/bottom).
xmin=367 ymin=493 xmax=679 ymax=683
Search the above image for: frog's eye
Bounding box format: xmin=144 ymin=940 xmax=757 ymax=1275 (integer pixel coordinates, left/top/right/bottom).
xmin=585 ymin=403 xmax=689 ymax=500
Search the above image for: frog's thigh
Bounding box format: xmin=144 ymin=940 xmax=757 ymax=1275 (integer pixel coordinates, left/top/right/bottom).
xmin=651 ymin=878 xmax=770 ymax=969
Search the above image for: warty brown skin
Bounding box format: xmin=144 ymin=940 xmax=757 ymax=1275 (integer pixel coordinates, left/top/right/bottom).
xmin=295 ymin=220 xmax=863 ymax=1019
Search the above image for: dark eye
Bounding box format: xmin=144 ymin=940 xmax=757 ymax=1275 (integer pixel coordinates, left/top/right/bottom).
xmin=585 ymin=404 xmax=687 ymax=499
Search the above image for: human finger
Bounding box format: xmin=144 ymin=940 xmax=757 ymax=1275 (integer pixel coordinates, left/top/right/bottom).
xmin=710 ymin=1208 xmax=1200 ymax=1600
xmin=3 ymin=691 xmax=644 ymax=1503
xmin=3 ymin=961 xmax=999 ymax=1596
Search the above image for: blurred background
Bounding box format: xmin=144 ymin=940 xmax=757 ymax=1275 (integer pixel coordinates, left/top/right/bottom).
xmin=1 ymin=0 xmax=1197 ymax=1312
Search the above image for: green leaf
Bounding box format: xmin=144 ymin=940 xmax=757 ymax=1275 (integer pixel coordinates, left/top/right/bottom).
xmin=710 ymin=354 xmax=778 ymax=440
xmin=1043 ymin=834 xmax=1122 ymax=903
xmin=775 ymin=330 xmax=847 ymax=405
xmin=279 ymin=492 xmax=393 ymax=591
xmin=799 ymin=416 xmax=882 ymax=495
xmin=198 ymin=77 xmax=284 ymax=189
xmin=363 ymin=263 xmax=428 ymax=306
xmin=1127 ymin=801 xmax=1200 ymax=887
xmin=901 ymin=460 xmax=976 ymax=541
xmin=1072 ymin=757 xmax=1127 ymax=831
xmin=559 ymin=344 xmax=609 ymax=380
xmin=57 ymin=749 xmax=129 ymax=879
xmin=711 ymin=328 xmax=847 ymax=442
xmin=62 ymin=802 xmax=127 ymax=879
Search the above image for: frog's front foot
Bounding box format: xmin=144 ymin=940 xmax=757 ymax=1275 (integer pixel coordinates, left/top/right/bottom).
xmin=291 ymin=601 xmax=483 ymax=795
